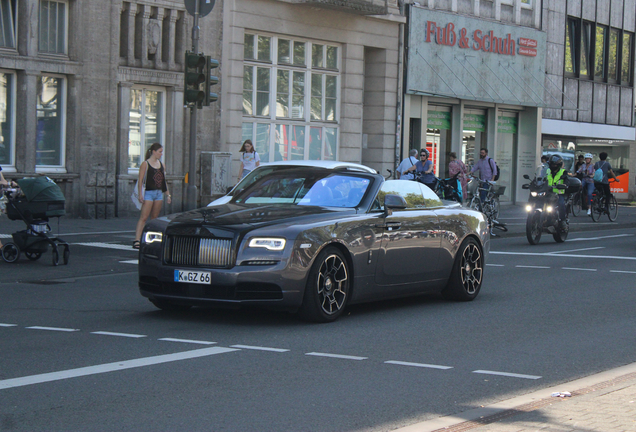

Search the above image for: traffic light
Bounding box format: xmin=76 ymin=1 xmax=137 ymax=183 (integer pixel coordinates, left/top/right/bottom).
xmin=204 ymin=56 xmax=220 ymax=106
xmin=184 ymin=51 xmax=206 ymax=108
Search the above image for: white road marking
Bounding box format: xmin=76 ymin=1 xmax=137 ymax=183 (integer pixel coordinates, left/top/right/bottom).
xmin=0 ymin=234 xmax=11 ymax=238
xmin=73 ymin=242 xmax=136 ymax=251
xmin=305 ymin=352 xmax=367 ymax=361
xmin=0 ymin=347 xmax=238 ymax=390
xmin=610 ymin=270 xmax=636 ymax=274
xmin=159 ymin=338 xmax=217 ymax=345
xmin=231 ymin=345 xmax=289 ymax=352
xmin=516 ymin=265 xmax=550 ymax=269
xmin=473 ymin=370 xmax=542 ymax=380
xmin=59 ymin=230 xmax=134 ymax=237
xmin=26 ymin=326 xmax=79 ymax=332
xmin=385 ymin=361 xmax=453 ymax=370
xmin=0 ymin=323 xmax=18 ymax=327
xmin=567 ymin=234 xmax=634 ymax=242
xmin=491 ymin=251 xmax=636 ymax=261
xmin=562 ymin=267 xmax=597 ymax=272
xmin=486 ymin=264 xmax=504 ymax=267
xmin=119 ymin=259 xmax=139 ymax=265
xmin=91 ymin=331 xmax=146 ymax=338
xmin=551 ymin=246 xmax=605 ymax=254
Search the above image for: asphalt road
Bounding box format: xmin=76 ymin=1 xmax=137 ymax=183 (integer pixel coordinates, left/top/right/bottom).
xmin=1 ymin=220 xmax=635 ymax=431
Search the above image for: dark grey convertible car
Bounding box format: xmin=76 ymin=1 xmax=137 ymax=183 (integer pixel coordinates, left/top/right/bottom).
xmin=138 ymin=163 xmax=490 ymax=322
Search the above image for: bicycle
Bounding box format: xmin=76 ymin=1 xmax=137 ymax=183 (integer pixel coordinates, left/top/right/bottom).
xmin=566 ymin=189 xmax=582 ymax=217
xmin=590 ymin=181 xmax=618 ymax=222
xmin=469 ymin=180 xmax=503 ymax=221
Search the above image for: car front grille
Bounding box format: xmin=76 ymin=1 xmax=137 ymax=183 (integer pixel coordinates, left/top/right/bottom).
xmin=166 ymin=236 xmax=234 ymax=267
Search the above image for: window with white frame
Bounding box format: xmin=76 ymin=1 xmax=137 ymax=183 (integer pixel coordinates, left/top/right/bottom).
xmin=0 ymin=71 xmax=15 ymax=166
xmin=0 ymin=0 xmax=17 ymax=49
xmin=243 ymin=33 xmax=340 ymax=162
xmin=39 ymin=0 xmax=67 ymax=54
xmin=36 ymin=75 xmax=66 ymax=168
xmin=128 ymin=87 xmax=165 ymax=170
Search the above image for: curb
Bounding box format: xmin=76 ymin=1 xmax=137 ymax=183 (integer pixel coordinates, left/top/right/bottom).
xmin=393 ymin=361 xmax=636 ymax=432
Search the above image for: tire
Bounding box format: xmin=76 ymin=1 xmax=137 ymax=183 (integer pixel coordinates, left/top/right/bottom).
xmin=491 ymin=196 xmax=500 ymax=220
xmin=526 ymin=211 xmax=542 ymax=245
xmin=63 ymin=245 xmax=70 ymax=265
xmin=1 ymin=243 xmax=20 ymax=263
xmin=607 ymin=195 xmax=618 ymax=222
xmin=552 ymin=222 xmax=569 ymax=243
xmin=298 ymin=247 xmax=350 ymax=323
xmin=149 ymin=299 xmax=193 ymax=312
xmin=571 ymin=192 xmax=581 ymax=217
xmin=25 ymin=251 xmax=42 ymax=261
xmin=590 ymin=196 xmax=602 ymax=222
xmin=51 ymin=247 xmax=59 ymax=266
xmin=441 ymin=237 xmax=483 ymax=301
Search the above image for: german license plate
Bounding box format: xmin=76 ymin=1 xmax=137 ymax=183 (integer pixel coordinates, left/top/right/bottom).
xmin=174 ymin=270 xmax=211 ymax=284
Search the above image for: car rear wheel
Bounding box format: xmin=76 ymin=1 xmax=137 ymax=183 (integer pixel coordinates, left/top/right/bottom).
xmin=298 ymin=247 xmax=350 ymax=323
xmin=441 ymin=238 xmax=483 ymax=301
xmin=150 ymin=299 xmax=193 ymax=312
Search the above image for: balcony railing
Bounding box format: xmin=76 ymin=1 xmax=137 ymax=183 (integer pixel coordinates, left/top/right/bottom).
xmin=283 ymin=0 xmax=395 ymax=16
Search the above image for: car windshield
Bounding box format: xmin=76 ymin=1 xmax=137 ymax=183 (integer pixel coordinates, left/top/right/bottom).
xmin=233 ymin=171 xmax=372 ymax=208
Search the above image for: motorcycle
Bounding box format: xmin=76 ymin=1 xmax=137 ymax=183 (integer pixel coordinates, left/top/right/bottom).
xmin=522 ymin=174 xmax=580 ymax=244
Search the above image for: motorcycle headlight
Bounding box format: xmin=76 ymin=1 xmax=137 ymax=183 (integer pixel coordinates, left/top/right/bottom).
xmin=538 ymin=192 xmax=546 ymax=197
xmin=546 ymin=206 xmax=553 ymax=213
xmin=530 ymin=192 xmax=537 ymax=197
xmin=248 ymin=237 xmax=286 ymax=251
xmin=144 ymin=231 xmax=163 ymax=243
xmin=525 ymin=205 xmax=533 ymax=212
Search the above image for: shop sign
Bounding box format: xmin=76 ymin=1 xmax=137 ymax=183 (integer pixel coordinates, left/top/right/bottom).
xmin=427 ymin=111 xmax=451 ymax=130
xmin=498 ymin=116 xmax=517 ymax=134
xmin=425 ymin=21 xmax=518 ymax=56
xmin=611 ymin=172 xmax=629 ymax=194
xmin=463 ymin=114 xmax=485 ymax=132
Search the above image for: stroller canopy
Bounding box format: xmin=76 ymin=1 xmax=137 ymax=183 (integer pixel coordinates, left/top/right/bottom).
xmin=16 ymin=177 xmax=66 ymax=203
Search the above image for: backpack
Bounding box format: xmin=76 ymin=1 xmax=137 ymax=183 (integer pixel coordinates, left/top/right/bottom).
xmin=593 ymin=161 xmax=606 ymax=182
xmin=488 ymin=158 xmax=500 ymax=181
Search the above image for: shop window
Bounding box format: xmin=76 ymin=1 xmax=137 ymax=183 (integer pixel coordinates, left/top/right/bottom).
xmin=36 ymin=76 xmax=65 ymax=168
xmin=39 ymin=0 xmax=67 ymax=55
xmin=128 ymin=87 xmax=164 ymax=170
xmin=0 ymin=0 xmax=16 ymax=49
xmin=0 ymin=71 xmax=15 ymax=166
xmin=243 ymin=33 xmax=340 ymax=162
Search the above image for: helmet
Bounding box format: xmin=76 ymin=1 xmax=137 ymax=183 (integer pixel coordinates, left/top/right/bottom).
xmin=584 ymin=153 xmax=593 ymax=159
xmin=548 ymin=154 xmax=563 ymax=171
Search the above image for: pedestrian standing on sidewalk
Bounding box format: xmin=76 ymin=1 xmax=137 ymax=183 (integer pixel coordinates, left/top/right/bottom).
xmin=448 ymin=152 xmax=468 ymax=201
xmin=133 ymin=143 xmax=171 ymax=249
xmin=397 ymin=149 xmax=419 ymax=180
xmin=577 ymin=153 xmax=595 ymax=215
xmin=238 ymin=139 xmax=260 ymax=180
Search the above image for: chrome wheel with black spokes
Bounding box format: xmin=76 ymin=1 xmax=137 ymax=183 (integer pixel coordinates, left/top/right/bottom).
xmin=441 ymin=237 xmax=483 ymax=301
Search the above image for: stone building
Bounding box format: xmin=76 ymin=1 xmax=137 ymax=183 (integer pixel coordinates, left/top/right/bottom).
xmin=0 ymin=0 xmax=403 ymax=218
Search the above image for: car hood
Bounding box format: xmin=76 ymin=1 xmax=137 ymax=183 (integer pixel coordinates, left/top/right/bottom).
xmin=165 ymin=203 xmax=359 ymax=231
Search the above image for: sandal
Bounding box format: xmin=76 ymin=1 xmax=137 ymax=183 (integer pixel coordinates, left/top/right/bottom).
xmin=132 ymin=240 xmax=140 ymax=249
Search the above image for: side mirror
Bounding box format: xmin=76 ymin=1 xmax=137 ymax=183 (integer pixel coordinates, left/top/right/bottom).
xmin=522 ymin=184 xmax=529 ymax=189
xmin=523 ymin=174 xmax=530 ymax=180
xmin=384 ymin=194 xmax=407 ymax=212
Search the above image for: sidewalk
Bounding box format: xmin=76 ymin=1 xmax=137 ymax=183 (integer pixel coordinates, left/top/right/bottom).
xmin=397 ymin=362 xmax=636 ymax=432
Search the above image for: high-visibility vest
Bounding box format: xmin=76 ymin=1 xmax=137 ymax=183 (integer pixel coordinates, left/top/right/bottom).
xmin=547 ymin=169 xmax=566 ymax=194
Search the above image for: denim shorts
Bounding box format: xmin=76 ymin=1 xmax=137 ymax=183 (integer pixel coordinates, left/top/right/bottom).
xmin=143 ymin=189 xmax=163 ymax=201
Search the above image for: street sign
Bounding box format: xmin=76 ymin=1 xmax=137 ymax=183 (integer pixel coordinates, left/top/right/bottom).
xmin=184 ymin=0 xmax=215 ymax=18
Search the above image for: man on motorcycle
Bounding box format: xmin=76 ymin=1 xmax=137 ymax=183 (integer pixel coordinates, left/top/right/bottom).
xmin=546 ymin=154 xmax=570 ymax=229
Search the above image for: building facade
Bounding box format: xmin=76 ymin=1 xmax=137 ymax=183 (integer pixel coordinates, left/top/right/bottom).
xmin=542 ymin=0 xmax=635 ymax=201
xmin=0 ymin=0 xmax=403 ymax=218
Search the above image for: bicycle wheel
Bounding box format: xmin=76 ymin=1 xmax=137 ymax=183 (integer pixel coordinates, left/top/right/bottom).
xmin=590 ymin=196 xmax=603 ymax=222
xmin=607 ymin=195 xmax=618 ymax=221
xmin=469 ymin=197 xmax=481 ymax=212
xmin=491 ymin=196 xmax=500 ymax=220
xmin=571 ymin=192 xmax=581 ymax=216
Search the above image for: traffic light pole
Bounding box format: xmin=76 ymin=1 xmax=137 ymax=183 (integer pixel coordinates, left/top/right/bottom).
xmin=186 ymin=1 xmax=200 ymax=211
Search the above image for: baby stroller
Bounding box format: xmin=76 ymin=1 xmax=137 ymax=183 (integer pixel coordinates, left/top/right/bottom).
xmin=1 ymin=177 xmax=70 ymax=265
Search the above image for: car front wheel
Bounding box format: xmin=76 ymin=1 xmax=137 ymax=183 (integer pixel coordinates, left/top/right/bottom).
xmin=441 ymin=237 xmax=483 ymax=301
xmin=298 ymin=247 xmax=350 ymax=323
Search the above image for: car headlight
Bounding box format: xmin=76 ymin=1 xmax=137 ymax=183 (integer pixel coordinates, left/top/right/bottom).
xmin=248 ymin=237 xmax=286 ymax=251
xmin=144 ymin=231 xmax=163 ymax=243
